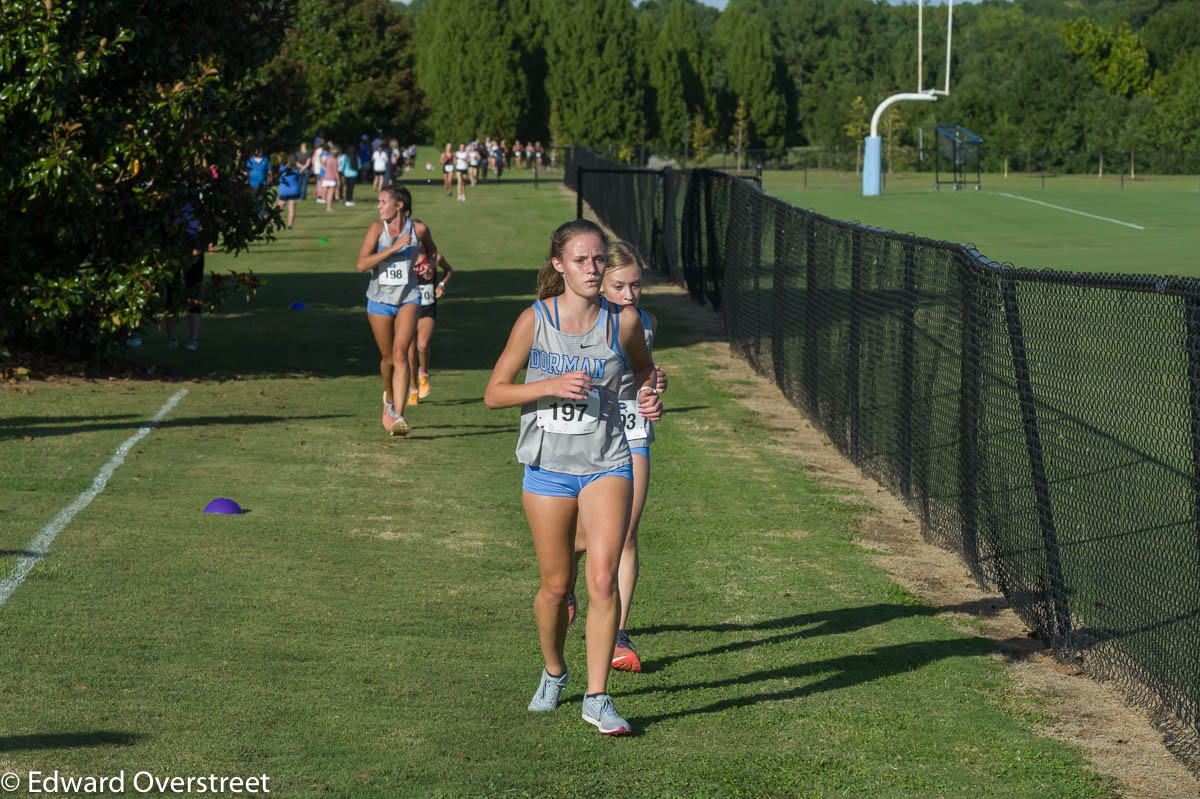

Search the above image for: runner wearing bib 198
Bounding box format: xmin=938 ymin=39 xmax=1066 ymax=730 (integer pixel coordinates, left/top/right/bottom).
xmin=484 ymin=220 xmax=662 ymax=736
xmin=572 ymin=241 xmax=668 ymax=674
xmin=405 ymin=246 xmax=453 ymax=407
xmin=356 ymin=186 xmax=439 ymax=437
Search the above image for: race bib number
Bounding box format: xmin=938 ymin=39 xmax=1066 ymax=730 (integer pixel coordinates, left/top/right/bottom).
xmin=379 ymin=259 xmax=410 ymax=287
xmin=418 ymin=283 xmax=436 ymax=306
xmin=536 ymin=391 xmax=599 ymax=435
xmin=618 ymin=399 xmax=651 ymax=441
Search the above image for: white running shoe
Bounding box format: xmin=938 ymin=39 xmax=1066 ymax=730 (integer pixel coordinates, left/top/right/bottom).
xmin=581 ymin=693 xmax=631 ymax=735
xmin=527 ymin=666 xmax=568 ymax=712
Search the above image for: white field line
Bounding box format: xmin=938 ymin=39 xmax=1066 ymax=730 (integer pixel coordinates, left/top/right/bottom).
xmin=0 ymin=388 xmax=188 ymax=608
xmin=995 ymin=192 xmax=1145 ymax=230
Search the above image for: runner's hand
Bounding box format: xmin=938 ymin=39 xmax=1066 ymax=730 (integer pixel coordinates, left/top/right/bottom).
xmin=655 ymin=364 xmax=668 ymax=393
xmin=637 ymin=388 xmax=662 ymax=422
xmin=549 ymin=371 xmax=592 ymax=401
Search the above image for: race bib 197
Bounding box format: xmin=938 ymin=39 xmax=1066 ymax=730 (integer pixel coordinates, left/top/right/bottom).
xmin=618 ymin=399 xmax=651 ymax=441
xmin=379 ymin=260 xmax=410 ymax=287
xmin=536 ymin=391 xmax=599 ymax=435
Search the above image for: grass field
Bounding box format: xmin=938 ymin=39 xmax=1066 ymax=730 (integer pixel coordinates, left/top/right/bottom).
xmin=0 ymin=176 xmax=1126 ymax=797
xmin=760 ymin=170 xmax=1200 ymax=278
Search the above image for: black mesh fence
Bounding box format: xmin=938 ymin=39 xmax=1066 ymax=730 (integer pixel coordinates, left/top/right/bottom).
xmin=636 ymin=147 xmax=1200 ymax=177
xmin=565 ymin=145 xmax=1200 ymax=773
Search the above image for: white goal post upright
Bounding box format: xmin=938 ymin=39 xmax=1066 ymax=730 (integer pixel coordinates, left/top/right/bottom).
xmin=863 ymin=0 xmax=953 ymax=196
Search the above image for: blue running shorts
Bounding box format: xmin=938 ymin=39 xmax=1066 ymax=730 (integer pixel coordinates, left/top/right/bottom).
xmin=367 ymin=298 xmax=419 ymax=316
xmin=522 ymin=463 xmax=633 ymax=498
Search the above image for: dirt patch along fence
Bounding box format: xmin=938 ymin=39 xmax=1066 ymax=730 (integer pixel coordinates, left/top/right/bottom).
xmin=566 ymin=145 xmax=1200 ymax=774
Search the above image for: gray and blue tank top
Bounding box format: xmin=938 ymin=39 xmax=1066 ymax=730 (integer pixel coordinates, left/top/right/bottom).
xmin=616 ymin=308 xmax=655 ymax=447
xmin=365 ymin=216 xmax=419 ymax=306
xmin=515 ymin=296 xmax=631 ymax=475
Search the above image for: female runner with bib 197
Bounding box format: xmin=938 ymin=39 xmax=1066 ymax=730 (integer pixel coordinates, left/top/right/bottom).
xmin=484 ymin=220 xmax=662 ymax=736
xmin=357 ymin=186 xmax=439 ymax=436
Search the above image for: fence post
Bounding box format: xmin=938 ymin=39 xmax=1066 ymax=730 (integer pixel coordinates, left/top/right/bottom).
xmin=958 ymin=258 xmax=984 ymax=583
xmin=803 ymin=215 xmax=820 ymax=418
xmin=849 ymin=228 xmax=863 ymax=462
xmin=1001 ymin=274 xmax=1071 ymax=641
xmin=1186 ymin=293 xmax=1200 ymax=570
xmin=899 ymin=242 xmax=917 ymax=500
xmin=575 ymin=165 xmax=583 ymax=220
xmin=772 ymin=202 xmax=791 ymax=389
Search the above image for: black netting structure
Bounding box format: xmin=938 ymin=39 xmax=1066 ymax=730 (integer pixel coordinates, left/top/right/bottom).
xmin=565 ymin=145 xmax=1200 ymax=772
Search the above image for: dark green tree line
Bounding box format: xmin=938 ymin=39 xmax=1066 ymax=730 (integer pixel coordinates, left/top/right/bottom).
xmin=1 ymin=0 xmax=292 ymax=357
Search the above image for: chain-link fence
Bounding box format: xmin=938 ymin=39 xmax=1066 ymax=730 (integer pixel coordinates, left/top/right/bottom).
xmin=566 ymin=145 xmax=1200 ymax=774
xmin=631 ymin=146 xmax=1200 ymax=178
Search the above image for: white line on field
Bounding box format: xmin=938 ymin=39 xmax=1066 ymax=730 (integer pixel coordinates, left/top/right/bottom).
xmin=995 ymin=192 xmax=1145 ymax=230
xmin=0 ymin=388 xmax=188 ymax=608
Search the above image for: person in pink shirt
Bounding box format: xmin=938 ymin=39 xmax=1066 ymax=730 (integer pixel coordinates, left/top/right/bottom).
xmin=321 ymin=147 xmax=340 ymax=212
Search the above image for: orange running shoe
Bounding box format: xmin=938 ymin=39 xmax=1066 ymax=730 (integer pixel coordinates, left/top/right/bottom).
xmin=418 ymin=371 xmax=431 ymax=398
xmin=408 ymin=389 xmax=419 ymax=407
xmin=611 ymin=630 xmax=641 ymax=672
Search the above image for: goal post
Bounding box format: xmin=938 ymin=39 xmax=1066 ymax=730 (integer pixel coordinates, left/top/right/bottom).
xmin=863 ymin=0 xmax=953 ymax=197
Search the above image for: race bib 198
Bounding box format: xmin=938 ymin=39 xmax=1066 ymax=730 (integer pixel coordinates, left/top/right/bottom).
xmin=618 ymin=399 xmax=651 ymax=441
xmin=379 ymin=259 xmax=410 ymax=287
xmin=536 ymin=391 xmax=599 ymax=435
xmin=419 ymin=283 xmax=436 ymax=306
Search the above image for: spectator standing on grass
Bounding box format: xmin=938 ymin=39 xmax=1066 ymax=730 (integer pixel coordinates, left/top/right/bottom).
xmin=372 ymin=143 xmax=390 ymax=192
xmin=483 ymin=219 xmax=662 ymax=736
xmin=276 ymin=154 xmax=301 ymax=230
xmin=295 ymin=142 xmax=312 ymax=201
xmin=340 ymin=144 xmax=358 ymax=206
xmin=312 ymin=138 xmax=326 ymax=203
xmin=164 ymin=179 xmax=208 ymax=351
xmin=246 ymin=148 xmax=270 ymax=190
xmin=359 ymin=135 xmax=371 ymax=184
xmin=321 ymin=145 xmax=339 ymax=212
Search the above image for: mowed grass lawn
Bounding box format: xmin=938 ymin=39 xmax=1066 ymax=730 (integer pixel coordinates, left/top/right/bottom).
xmin=765 ymin=170 xmax=1200 ymax=278
xmin=0 ymin=176 xmax=1119 ymax=797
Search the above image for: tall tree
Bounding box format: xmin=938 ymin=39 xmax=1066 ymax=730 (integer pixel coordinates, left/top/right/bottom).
xmin=715 ymin=5 xmax=787 ymax=149
xmin=416 ymin=0 xmax=528 ymax=146
xmin=1 ymin=0 xmax=288 ymax=356
xmin=544 ymin=0 xmax=645 ymax=145
xmin=261 ymin=0 xmax=423 ymax=151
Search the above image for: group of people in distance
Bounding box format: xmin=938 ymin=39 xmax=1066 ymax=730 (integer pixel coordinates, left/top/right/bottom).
xmin=357 ymin=181 xmax=658 ymax=735
xmin=438 ymin=137 xmax=556 ymax=202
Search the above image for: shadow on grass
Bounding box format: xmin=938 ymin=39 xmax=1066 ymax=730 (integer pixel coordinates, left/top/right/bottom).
xmin=1 ymin=414 xmax=350 ymax=441
xmin=405 ymin=422 xmax=517 ymax=441
xmin=626 ymin=601 xmax=1001 ymax=729
xmin=0 ymin=731 xmax=145 ymax=752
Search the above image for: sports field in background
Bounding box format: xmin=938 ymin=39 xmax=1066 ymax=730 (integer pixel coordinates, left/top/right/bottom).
xmin=763 ymin=170 xmax=1200 ymax=278
xmin=0 ymin=177 xmax=1124 ymax=797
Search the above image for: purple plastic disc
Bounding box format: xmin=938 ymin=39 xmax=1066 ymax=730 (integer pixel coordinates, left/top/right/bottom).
xmin=204 ymin=497 xmax=243 ymax=515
